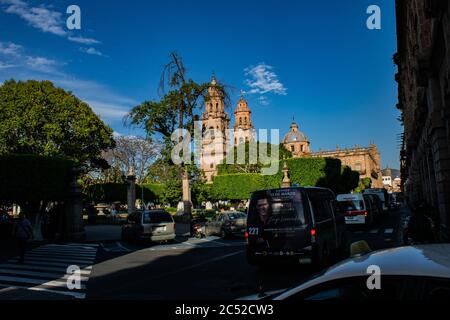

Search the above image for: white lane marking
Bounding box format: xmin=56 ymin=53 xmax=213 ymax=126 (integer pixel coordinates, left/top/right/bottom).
xmin=20 ymin=256 xmax=95 ymax=264
xmin=0 ymin=264 xmax=91 ymax=275
xmin=26 ymin=251 xmax=97 ymax=258
xmin=0 ymin=284 xmax=85 ymax=299
xmin=100 ymin=243 xmax=110 ymax=252
xmin=115 ymin=242 xmax=131 ymax=252
xmin=0 ymin=276 xmax=86 ymax=289
xmin=150 ymin=250 xmax=244 ymax=280
xmin=45 ymin=245 xmax=97 ymax=252
xmin=0 ymin=269 xmax=90 ymax=281
xmin=66 ymin=243 xmax=99 ymax=247
xmin=384 ymin=228 xmax=394 ymax=234
xmin=6 ymin=260 xmax=93 ymax=268
xmin=370 ymin=229 xmax=378 ymax=234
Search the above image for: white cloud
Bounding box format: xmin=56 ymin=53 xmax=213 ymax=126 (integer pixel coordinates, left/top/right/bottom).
xmin=0 ymin=41 xmax=22 ymax=56
xmin=25 ymin=55 xmax=61 ymax=74
xmin=0 ymin=61 xmax=15 ymax=69
xmin=85 ymin=100 xmax=130 ymax=120
xmin=68 ymin=36 xmax=101 ymax=45
xmin=0 ymin=0 xmax=66 ymax=36
xmin=0 ymin=1 xmax=102 ymax=50
xmin=244 ymin=63 xmax=287 ymax=96
xmin=258 ymin=96 xmax=270 ymax=106
xmin=79 ymin=47 xmax=106 ymax=57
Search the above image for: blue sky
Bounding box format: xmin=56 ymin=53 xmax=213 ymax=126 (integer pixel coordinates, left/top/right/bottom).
xmin=0 ymin=0 xmax=401 ymax=168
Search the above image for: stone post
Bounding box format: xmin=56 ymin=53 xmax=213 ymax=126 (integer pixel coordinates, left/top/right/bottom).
xmin=281 ymin=162 xmax=291 ymax=188
xmin=127 ymin=166 xmax=136 ymax=214
xmin=181 ymin=167 xmax=192 ymax=223
xmin=63 ymin=167 xmax=86 ymax=241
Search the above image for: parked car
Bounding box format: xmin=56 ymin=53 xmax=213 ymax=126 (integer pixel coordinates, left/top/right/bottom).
xmin=336 ymin=193 xmax=375 ymax=227
xmin=246 ymin=187 xmax=350 ymax=269
xmin=205 ymin=211 xmax=247 ymax=238
xmin=121 ymin=210 xmax=175 ymax=243
xmin=363 ymin=188 xmax=390 ymax=215
xmin=365 ymin=193 xmax=384 ymax=220
xmin=239 ymin=244 xmax=450 ymax=300
xmin=0 ymin=212 xmax=14 ymax=240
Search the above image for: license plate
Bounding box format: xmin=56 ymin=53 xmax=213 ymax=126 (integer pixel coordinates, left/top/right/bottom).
xmin=345 ymin=216 xmax=365 ymax=224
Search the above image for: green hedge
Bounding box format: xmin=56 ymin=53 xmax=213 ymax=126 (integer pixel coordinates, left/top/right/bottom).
xmin=0 ymin=154 xmax=74 ymax=203
xmin=211 ymin=157 xmax=359 ymax=200
xmin=84 ymin=183 xmax=165 ymax=203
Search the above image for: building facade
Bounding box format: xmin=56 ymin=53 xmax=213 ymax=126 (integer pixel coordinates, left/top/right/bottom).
xmin=395 ymin=0 xmax=450 ymax=240
xmin=200 ymin=76 xmax=230 ymax=183
xmin=309 ymin=144 xmax=383 ymax=188
xmin=200 ymin=76 xmax=255 ymax=182
xmin=233 ymin=95 xmax=256 ymax=146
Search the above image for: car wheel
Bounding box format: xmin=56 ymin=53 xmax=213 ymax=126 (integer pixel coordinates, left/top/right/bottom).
xmin=220 ymin=229 xmax=228 ymax=239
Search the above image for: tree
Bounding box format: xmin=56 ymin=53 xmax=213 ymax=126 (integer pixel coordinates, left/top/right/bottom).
xmin=126 ymin=53 xmax=230 ymax=211
xmin=217 ymin=142 xmax=292 ymax=174
xmin=100 ymin=135 xmax=163 ymax=183
xmin=0 ymin=80 xmax=115 ymax=238
xmin=0 ymin=80 xmax=115 ymax=168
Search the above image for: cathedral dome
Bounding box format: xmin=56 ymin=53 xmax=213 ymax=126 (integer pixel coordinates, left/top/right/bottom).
xmin=283 ymin=121 xmax=308 ymax=143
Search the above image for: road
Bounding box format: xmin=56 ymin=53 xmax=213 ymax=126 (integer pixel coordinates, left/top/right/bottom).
xmin=0 ymin=206 xmax=407 ymax=300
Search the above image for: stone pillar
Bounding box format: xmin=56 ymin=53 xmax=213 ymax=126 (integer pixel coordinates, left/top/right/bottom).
xmin=127 ymin=167 xmax=136 ymax=214
xmin=181 ymin=167 xmax=192 ymax=223
xmin=63 ymin=167 xmax=86 ymax=241
xmin=281 ymin=162 xmax=291 ymax=188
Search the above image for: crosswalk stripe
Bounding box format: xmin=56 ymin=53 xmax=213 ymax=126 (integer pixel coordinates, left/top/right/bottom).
xmin=19 ymin=256 xmax=94 ymax=264
xmin=0 ymin=264 xmax=91 ymax=275
xmin=0 ymin=276 xmax=87 ymax=289
xmin=0 ymin=243 xmax=97 ymax=299
xmin=0 ymin=284 xmax=85 ymax=299
xmin=66 ymin=243 xmax=99 ymax=247
xmin=28 ymin=250 xmax=96 ymax=259
xmin=384 ymin=228 xmax=394 ymax=234
xmin=5 ymin=260 xmax=93 ymax=268
xmin=0 ymin=269 xmax=90 ymax=281
xmin=44 ymin=245 xmax=97 ymax=252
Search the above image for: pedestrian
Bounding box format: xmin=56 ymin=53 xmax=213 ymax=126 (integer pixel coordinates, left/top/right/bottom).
xmin=406 ymin=201 xmax=435 ymax=244
xmin=13 ymin=213 xmax=34 ymax=263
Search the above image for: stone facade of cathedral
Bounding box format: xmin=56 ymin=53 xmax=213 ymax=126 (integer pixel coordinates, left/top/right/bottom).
xmin=200 ymin=74 xmax=383 ymax=187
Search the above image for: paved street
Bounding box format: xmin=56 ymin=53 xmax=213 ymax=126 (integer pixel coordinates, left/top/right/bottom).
xmin=0 ymin=206 xmax=406 ymax=300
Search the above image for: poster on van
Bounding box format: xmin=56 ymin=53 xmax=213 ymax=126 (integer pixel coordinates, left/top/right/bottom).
xmin=247 ymin=189 xmax=308 ymax=253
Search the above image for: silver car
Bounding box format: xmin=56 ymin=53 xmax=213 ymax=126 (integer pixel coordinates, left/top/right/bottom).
xmin=121 ymin=210 xmax=176 ymax=243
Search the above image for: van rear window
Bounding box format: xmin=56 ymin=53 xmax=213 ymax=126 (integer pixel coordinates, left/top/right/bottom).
xmin=248 ymin=189 xmax=307 ymax=228
xmin=338 ymin=200 xmax=364 ymax=212
xmin=143 ymin=211 xmax=172 ymax=224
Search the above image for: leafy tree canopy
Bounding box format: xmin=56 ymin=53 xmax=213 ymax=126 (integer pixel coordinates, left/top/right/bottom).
xmin=0 ymin=80 xmax=115 ymax=168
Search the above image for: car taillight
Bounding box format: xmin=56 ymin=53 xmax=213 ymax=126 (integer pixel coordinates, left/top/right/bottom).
xmin=310 ymin=229 xmax=317 ymax=243
xmin=244 ymin=231 xmax=249 ymax=239
xmin=363 ymin=211 xmax=368 ymax=217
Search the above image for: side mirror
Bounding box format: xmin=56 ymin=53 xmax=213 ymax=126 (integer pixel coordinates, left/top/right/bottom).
xmin=350 ymin=240 xmax=372 ymax=258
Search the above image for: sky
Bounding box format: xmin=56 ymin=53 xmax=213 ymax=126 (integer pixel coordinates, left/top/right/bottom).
xmin=0 ymin=0 xmax=401 ymax=168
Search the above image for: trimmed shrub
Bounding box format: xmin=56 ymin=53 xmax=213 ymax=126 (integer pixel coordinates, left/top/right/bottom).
xmin=0 ymin=154 xmax=74 ymax=203
xmin=84 ymin=183 xmax=165 ymax=203
xmin=211 ymin=157 xmax=359 ymax=200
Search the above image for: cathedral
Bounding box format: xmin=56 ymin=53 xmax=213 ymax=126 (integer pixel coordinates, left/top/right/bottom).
xmin=200 ymin=74 xmax=383 ymax=188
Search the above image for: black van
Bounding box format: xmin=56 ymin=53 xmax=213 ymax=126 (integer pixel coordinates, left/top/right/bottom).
xmin=246 ymin=187 xmax=349 ymax=268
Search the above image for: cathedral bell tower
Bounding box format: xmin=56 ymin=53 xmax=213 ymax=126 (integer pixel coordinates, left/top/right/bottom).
xmin=200 ymin=74 xmax=230 ymax=183
xmin=233 ymin=93 xmax=255 ymax=146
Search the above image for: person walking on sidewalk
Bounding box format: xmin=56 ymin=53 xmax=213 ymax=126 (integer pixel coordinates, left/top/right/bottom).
xmin=13 ymin=213 xmax=34 ymax=263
